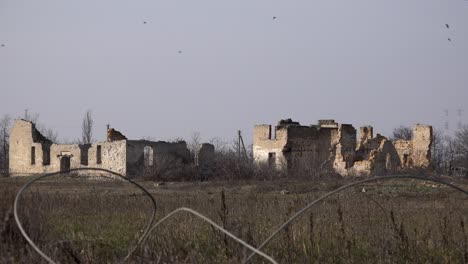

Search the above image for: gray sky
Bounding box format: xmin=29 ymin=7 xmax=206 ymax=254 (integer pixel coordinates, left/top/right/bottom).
xmin=1 ymin=0 xmax=467 ymax=144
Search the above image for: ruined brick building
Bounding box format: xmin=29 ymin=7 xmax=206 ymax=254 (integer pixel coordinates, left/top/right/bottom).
xmin=8 ymin=118 xmax=432 ymax=178
xmin=253 ymin=119 xmax=433 ymax=176
xmin=8 ymin=119 xmax=209 ymax=177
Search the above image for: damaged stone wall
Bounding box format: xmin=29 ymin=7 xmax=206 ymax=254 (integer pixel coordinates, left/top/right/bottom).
xmin=9 ymin=120 xmax=127 ymax=177
xmin=9 ymin=120 xmax=207 ymax=178
xmin=253 ymin=124 xmax=289 ymax=170
xmin=253 ymin=119 xmax=433 ymax=177
xmin=333 ymin=125 xmax=357 ymax=174
xmin=198 ymin=143 xmax=215 ymax=167
xmin=107 ymin=128 xmax=127 ymax=141
xmin=285 ymin=124 xmax=338 ymax=172
xmin=126 ymin=140 xmax=191 ymax=177
xmin=393 ymin=124 xmax=433 ymax=169
xmin=254 ymin=120 xmax=341 ymax=172
xmin=411 ymin=125 xmax=433 ymax=167
xmin=9 ymin=120 xmax=50 ymax=176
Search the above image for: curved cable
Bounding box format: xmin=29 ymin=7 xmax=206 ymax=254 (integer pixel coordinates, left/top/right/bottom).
xmin=13 ymin=168 xmax=157 ymax=264
xmin=244 ymin=174 xmax=468 ymax=263
xmin=145 ymin=207 xmax=277 ymax=264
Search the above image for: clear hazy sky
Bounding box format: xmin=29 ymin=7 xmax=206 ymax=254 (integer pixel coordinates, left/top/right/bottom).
xmin=1 ymin=0 xmax=467 ymax=144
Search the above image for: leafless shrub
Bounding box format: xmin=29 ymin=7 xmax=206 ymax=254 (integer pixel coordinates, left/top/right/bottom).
xmin=0 ymin=115 xmax=11 ymax=176
xmin=454 ymin=125 xmax=468 ymax=168
xmin=81 ymin=110 xmax=93 ymax=144
xmin=391 ymin=125 xmax=413 ymax=140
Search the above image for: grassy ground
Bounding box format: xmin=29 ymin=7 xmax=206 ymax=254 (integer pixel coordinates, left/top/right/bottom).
xmin=0 ymin=175 xmax=467 ymax=263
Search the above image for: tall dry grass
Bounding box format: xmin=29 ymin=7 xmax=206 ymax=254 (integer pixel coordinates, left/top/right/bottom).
xmin=0 ymin=176 xmax=467 ymax=263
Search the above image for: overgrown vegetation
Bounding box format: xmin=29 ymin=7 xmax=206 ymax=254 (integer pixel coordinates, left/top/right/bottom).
xmin=0 ymin=175 xmax=467 ymax=263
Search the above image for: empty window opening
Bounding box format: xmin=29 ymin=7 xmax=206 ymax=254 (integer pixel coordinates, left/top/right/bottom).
xmin=96 ymin=145 xmax=102 ymax=164
xmin=80 ymin=144 xmax=91 ymax=165
xmin=268 ymin=152 xmax=276 ymax=167
xmin=144 ymin=146 xmax=154 ymax=166
xmin=42 ymin=145 xmax=50 ymax=165
xmin=31 ymin=146 xmax=36 ymax=165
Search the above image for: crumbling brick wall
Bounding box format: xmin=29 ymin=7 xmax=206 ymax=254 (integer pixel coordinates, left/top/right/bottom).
xmin=254 ymin=120 xmax=340 ymax=173
xmin=107 ymin=128 xmax=127 ymax=141
xmin=254 ymin=119 xmax=433 ymax=177
xmin=9 ymin=120 xmax=194 ymax=178
xmin=411 ymin=125 xmax=432 ymax=167
xmin=126 ymin=140 xmax=191 ymax=177
xmin=198 ymin=143 xmax=215 ymax=167
xmin=9 ymin=120 xmax=127 ymax=176
xmin=253 ymin=124 xmax=289 ymax=170
xmin=334 ymin=125 xmax=357 ymax=174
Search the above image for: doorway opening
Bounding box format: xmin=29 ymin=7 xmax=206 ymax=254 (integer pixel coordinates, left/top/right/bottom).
xmin=60 ymin=156 xmax=71 ymax=173
xmin=268 ymin=152 xmax=276 ymax=168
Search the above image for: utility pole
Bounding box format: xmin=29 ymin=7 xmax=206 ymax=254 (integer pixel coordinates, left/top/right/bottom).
xmin=238 ymin=130 xmax=247 ymax=160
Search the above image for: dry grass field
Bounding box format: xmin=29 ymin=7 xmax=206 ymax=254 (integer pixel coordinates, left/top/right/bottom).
xmin=1 ymin=175 xmax=467 ymax=263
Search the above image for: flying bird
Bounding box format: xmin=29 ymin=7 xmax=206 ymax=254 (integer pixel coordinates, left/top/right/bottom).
xmin=448 ymin=38 xmax=452 ymax=42
xmin=273 ymin=16 xmax=276 ymax=19
xmin=143 ymin=21 xmax=147 ymax=24
xmin=178 ymin=50 xmax=182 ymax=54
xmin=0 ymin=44 xmax=4 ymax=47
xmin=445 ymin=24 xmax=449 ymax=29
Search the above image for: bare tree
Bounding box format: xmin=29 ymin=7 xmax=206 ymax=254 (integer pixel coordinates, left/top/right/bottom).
xmin=188 ymin=132 xmax=202 ymax=164
xmin=454 ymin=125 xmax=468 ymax=167
xmin=430 ymin=130 xmax=460 ymax=173
xmin=41 ymin=127 xmax=59 ymax=143
xmin=431 ymin=129 xmax=445 ymax=171
xmin=444 ymin=136 xmax=457 ymax=172
xmin=0 ymin=115 xmax=11 ymax=175
xmin=209 ymin=137 xmax=229 ymax=154
xmin=82 ymin=110 xmax=94 ymax=144
xmin=391 ymin=125 xmax=413 ymax=140
xmin=21 ymin=110 xmax=59 ymax=143
xmin=23 ymin=109 xmax=39 ymax=123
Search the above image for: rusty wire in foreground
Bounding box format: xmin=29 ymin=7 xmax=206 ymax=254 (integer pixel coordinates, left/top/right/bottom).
xmin=13 ymin=169 xmax=277 ymax=263
xmin=13 ymin=168 xmax=158 ymax=264
xmin=144 ymin=207 xmax=278 ymax=264
xmin=244 ymin=174 xmax=468 ymax=263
